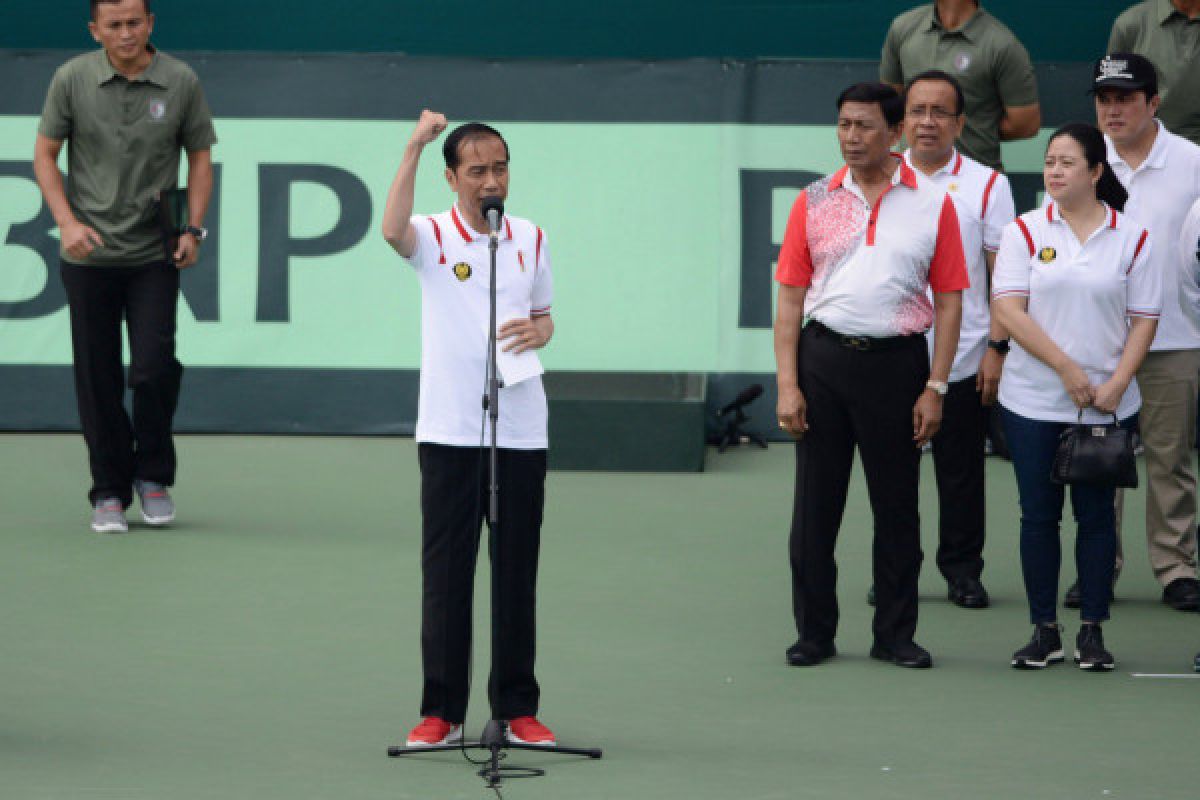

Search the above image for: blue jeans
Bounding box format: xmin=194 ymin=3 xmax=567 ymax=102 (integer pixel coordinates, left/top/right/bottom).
xmin=1000 ymin=407 xmax=1119 ymax=625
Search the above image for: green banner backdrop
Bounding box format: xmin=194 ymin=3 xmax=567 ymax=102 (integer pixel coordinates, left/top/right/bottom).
xmin=0 ymin=53 xmax=1089 ymax=432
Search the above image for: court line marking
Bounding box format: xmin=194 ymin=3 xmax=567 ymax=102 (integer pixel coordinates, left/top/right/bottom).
xmin=1130 ymin=673 xmax=1200 ymax=679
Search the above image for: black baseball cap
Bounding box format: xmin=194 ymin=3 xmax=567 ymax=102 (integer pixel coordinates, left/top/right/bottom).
xmin=1090 ymin=53 xmax=1158 ymax=96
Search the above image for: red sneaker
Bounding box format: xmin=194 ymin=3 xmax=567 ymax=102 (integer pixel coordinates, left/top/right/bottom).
xmin=506 ymin=716 xmax=556 ymax=746
xmin=405 ymin=717 xmax=462 ymax=747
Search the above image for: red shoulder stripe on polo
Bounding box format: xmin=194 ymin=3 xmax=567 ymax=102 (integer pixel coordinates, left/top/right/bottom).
xmin=535 ymin=227 xmax=544 ymax=269
xmin=981 ymin=171 xmax=1000 ymax=216
xmin=1014 ymin=217 xmax=1035 ymax=257
xmin=1127 ymin=229 xmax=1149 ymax=274
xmin=450 ymin=206 xmax=473 ymax=243
xmin=428 ymin=217 xmax=446 ymax=265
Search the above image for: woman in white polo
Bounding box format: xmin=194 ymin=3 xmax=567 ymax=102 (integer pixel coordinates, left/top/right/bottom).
xmin=992 ymin=123 xmax=1161 ymax=672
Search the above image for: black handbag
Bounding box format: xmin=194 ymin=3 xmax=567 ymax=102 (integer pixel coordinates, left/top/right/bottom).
xmin=1051 ymin=411 xmax=1138 ymax=488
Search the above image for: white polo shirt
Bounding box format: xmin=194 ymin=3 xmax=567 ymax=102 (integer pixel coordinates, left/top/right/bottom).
xmin=1107 ymin=120 xmax=1200 ymax=352
xmin=776 ymin=157 xmax=968 ymax=337
xmin=993 ymin=202 xmax=1161 ymax=424
xmin=1180 ymin=197 xmax=1200 ymax=338
xmin=405 ymin=205 xmax=554 ymax=449
xmin=904 ymin=149 xmax=1015 ymax=381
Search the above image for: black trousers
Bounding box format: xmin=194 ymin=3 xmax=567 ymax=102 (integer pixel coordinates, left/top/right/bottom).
xmin=418 ymin=443 xmax=546 ymax=724
xmin=789 ymin=324 xmax=928 ymax=647
xmin=61 ymin=261 xmax=182 ymax=507
xmin=930 ymin=374 xmax=988 ymax=583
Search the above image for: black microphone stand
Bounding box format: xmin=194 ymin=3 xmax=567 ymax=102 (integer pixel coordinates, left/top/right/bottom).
xmin=388 ymin=203 xmax=602 ymax=789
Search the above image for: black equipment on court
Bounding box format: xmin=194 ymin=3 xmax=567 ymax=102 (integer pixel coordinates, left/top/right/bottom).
xmin=712 ymin=383 xmax=767 ymax=452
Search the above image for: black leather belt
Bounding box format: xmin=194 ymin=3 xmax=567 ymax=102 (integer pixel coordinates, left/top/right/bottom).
xmin=807 ymin=320 xmax=922 ymax=352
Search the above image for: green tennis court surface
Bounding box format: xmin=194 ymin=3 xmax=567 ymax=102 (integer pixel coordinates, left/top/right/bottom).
xmin=1 ymin=434 xmax=1195 ymax=799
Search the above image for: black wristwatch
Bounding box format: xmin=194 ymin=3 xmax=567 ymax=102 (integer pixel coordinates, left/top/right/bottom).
xmin=182 ymin=224 xmax=208 ymax=241
xmin=987 ymin=338 xmax=1011 ymax=355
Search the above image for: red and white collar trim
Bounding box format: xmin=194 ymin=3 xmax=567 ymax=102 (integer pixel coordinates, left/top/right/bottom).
xmin=450 ymin=205 xmax=512 ymax=243
xmin=829 ymin=155 xmax=919 ymax=192
xmin=1045 ymin=201 xmax=1120 ymax=229
xmin=950 ymin=151 xmax=963 ymax=176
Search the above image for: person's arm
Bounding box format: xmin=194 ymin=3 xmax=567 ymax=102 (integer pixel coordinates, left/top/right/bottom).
xmin=879 ymin=17 xmax=905 ymax=92
xmin=774 ymin=284 xmax=809 ymax=438
xmin=999 ymin=103 xmax=1041 ymax=141
xmin=33 ymin=134 xmax=104 ymax=261
xmin=382 ymin=110 xmax=448 ymax=258
xmin=1095 ymin=228 xmax=1162 ymax=412
xmin=173 ymin=148 xmax=212 ymax=268
xmin=994 ymin=37 xmax=1041 ymax=142
xmin=914 ymin=195 xmax=968 ymax=445
xmin=976 ymin=250 xmax=1008 ymax=405
xmin=993 ymin=295 xmax=1093 ymax=408
xmin=1107 ymin=13 xmax=1133 ymax=53
xmin=774 ymin=190 xmax=814 ymax=438
xmin=1093 ymin=317 xmax=1157 ymax=413
xmin=914 ymin=290 xmax=960 ymax=445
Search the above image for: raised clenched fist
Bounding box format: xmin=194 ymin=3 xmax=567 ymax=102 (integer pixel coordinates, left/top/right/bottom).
xmin=412 ymin=110 xmax=448 ymax=146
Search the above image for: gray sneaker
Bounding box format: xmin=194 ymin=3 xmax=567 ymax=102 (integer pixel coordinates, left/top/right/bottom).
xmin=134 ymin=480 xmax=175 ymax=526
xmin=91 ymin=497 xmax=128 ymax=533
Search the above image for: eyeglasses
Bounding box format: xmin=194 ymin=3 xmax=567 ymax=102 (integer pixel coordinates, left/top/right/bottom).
xmin=906 ymin=106 xmax=959 ymax=121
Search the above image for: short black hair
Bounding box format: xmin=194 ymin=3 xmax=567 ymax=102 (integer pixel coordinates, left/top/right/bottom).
xmin=836 ymin=82 xmax=904 ymax=128
xmin=904 ymin=69 xmax=966 ymax=116
xmin=443 ymin=123 xmax=510 ymax=170
xmin=91 ymin=0 xmax=151 ymax=19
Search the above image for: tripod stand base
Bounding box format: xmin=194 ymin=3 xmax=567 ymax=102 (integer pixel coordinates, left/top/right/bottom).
xmin=387 ymin=719 xmax=603 ymax=760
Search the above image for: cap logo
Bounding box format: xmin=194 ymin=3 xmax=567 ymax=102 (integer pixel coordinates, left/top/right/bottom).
xmin=1097 ymin=58 xmax=1133 ymax=81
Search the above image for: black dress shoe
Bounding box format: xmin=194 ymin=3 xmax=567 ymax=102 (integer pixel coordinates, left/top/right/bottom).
xmin=786 ymin=639 xmax=836 ymax=667
xmin=1162 ymin=577 xmax=1200 ymax=611
xmin=869 ymin=640 xmax=933 ymax=668
xmin=1063 ymin=581 xmax=1081 ymax=609
xmin=866 ymin=585 xmax=876 ymax=606
xmin=947 ymin=577 xmax=990 ymax=609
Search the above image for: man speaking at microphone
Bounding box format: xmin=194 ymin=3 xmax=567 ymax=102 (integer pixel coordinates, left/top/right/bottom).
xmin=382 ymin=111 xmax=557 ymax=748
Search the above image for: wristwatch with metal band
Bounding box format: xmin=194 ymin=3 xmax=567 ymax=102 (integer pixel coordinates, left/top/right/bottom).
xmin=183 ymin=224 xmax=208 ymax=241
xmin=925 ymin=380 xmax=949 ymax=396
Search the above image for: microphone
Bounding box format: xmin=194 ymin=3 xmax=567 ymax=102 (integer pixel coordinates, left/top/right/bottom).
xmin=481 ymin=195 xmax=504 ymax=240
xmin=718 ymin=384 xmax=763 ymax=416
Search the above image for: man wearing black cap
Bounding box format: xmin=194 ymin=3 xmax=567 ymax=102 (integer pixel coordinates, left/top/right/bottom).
xmin=1109 ymin=1 xmax=1200 ymax=146
xmin=1067 ymin=53 xmax=1200 ymax=611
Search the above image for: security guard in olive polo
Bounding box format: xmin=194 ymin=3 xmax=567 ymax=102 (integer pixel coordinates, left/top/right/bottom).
xmin=32 ymin=0 xmax=216 ymax=533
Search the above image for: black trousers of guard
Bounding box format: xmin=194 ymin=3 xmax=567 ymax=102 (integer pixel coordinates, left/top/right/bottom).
xmin=61 ymin=261 xmax=182 ymax=508
xmin=418 ymin=443 xmax=545 ymax=724
xmin=789 ymin=323 xmax=929 ymax=648
xmin=930 ymin=374 xmax=988 ymax=583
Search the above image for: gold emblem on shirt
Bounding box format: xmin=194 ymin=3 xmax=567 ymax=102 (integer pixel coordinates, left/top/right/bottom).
xmin=948 ymin=182 xmax=959 ymax=193
xmin=1039 ymin=247 xmax=1057 ymax=263
xmin=452 ymin=262 xmax=473 ymax=281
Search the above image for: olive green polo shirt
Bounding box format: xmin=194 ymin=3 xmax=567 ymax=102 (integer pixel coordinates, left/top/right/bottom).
xmin=1110 ymin=0 xmax=1200 ymax=145
xmin=881 ymin=3 xmax=1039 ymax=169
xmin=38 ymin=47 xmax=217 ymax=267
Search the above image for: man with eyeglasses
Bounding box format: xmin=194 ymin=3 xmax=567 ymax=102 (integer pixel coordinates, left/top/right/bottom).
xmin=901 ymin=70 xmax=1015 ymax=610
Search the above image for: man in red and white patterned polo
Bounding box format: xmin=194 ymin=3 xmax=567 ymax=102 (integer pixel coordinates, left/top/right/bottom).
xmin=774 ymin=82 xmax=968 ymax=670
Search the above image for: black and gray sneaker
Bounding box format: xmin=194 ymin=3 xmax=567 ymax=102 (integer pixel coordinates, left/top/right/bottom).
xmin=1011 ymin=624 xmax=1064 ymax=669
xmin=1074 ymin=624 xmax=1115 ymax=672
